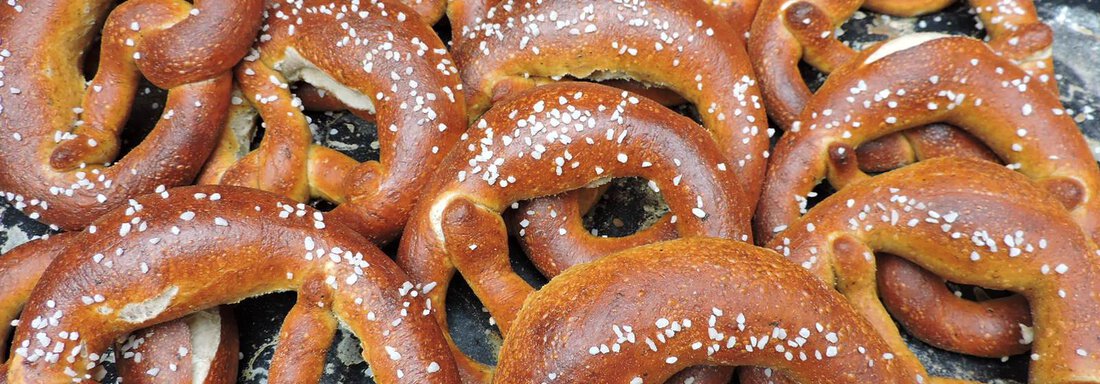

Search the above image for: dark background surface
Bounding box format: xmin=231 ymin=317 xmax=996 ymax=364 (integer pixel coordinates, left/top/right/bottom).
xmin=2 ymin=1 xmax=1098 ymax=382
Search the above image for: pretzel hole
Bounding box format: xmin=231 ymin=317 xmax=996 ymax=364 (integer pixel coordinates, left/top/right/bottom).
xmin=231 ymin=293 xmax=383 ymax=381
xmin=581 ymin=178 xmax=670 ymax=237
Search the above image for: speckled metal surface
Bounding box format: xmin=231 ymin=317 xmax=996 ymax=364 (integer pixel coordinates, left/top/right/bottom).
xmin=1 ymin=1 xmax=1097 ymax=383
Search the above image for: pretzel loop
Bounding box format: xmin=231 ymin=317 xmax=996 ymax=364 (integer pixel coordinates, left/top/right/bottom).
xmin=208 ymin=0 xmax=467 ymax=243
xmin=762 ymin=158 xmax=1100 ymax=383
xmin=0 ymin=0 xmax=262 ymax=230
xmin=398 ymin=83 xmax=751 ymax=382
xmin=3 ymin=186 xmax=460 ymax=384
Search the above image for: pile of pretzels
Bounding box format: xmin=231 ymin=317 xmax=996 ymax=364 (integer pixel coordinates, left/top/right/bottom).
xmin=1 ymin=0 xmax=1097 ymax=383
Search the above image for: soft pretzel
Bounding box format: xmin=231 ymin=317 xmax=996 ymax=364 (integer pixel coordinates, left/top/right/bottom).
xmin=748 ymin=0 xmax=1053 ymax=174
xmin=495 ymin=237 xmax=925 ymax=383
xmin=2 ymin=186 xmax=459 ymax=383
xmin=397 ymin=82 xmax=752 ymax=383
xmin=749 ymin=0 xmax=1055 ymax=128
xmin=753 ymin=157 xmax=1100 ymax=383
xmin=755 ymin=34 xmax=1100 ymax=359
xmin=452 ymin=0 xmax=771 ymax=301
xmin=0 ymin=227 xmax=238 ymax=384
xmin=0 ymin=0 xmax=262 ymax=231
xmin=201 ymin=0 xmax=466 ymax=243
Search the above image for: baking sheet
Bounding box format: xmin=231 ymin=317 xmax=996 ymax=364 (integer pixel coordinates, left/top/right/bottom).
xmin=2 ymin=0 xmax=1098 ymax=382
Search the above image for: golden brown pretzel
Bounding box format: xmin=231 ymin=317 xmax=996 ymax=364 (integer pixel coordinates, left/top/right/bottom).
xmin=453 ymin=0 xmax=771 ymax=304
xmin=0 ymin=0 xmax=262 ymax=231
xmin=749 ymin=0 xmax=1055 ymax=128
xmin=755 ymin=157 xmax=1100 ymax=383
xmin=755 ymin=34 xmax=1100 ymax=360
xmin=397 ymin=82 xmax=752 ymax=383
xmin=2 ymin=186 xmax=460 ymax=384
xmin=748 ymin=0 xmax=1054 ymax=174
xmin=1 ymin=234 xmax=241 ymax=384
xmin=495 ymin=237 xmax=926 ymax=383
xmin=203 ymin=0 xmax=466 ymax=243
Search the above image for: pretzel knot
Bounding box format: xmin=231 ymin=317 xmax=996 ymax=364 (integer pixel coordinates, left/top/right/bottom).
xmin=202 ymin=0 xmax=466 ymax=244
xmin=750 ymin=158 xmax=1100 ymax=384
xmin=396 ymin=82 xmax=751 ymax=382
xmin=1 ymin=186 xmax=460 ymax=384
xmin=748 ymin=0 xmax=1054 ymax=174
xmin=754 ymin=34 xmax=1100 ymax=362
xmin=452 ymin=0 xmax=770 ymax=309
xmin=0 ymin=0 xmax=262 ymax=231
xmin=495 ymin=237 xmax=922 ymax=383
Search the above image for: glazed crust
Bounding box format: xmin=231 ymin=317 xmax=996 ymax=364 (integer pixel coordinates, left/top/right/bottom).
xmin=495 ymin=237 xmax=924 ymax=383
xmin=3 ymin=186 xmax=460 ymax=384
xmin=210 ymin=0 xmax=467 ymax=244
xmin=764 ymin=158 xmax=1100 ymax=383
xmin=0 ymin=0 xmax=261 ymax=231
xmin=398 ymin=82 xmax=751 ymax=382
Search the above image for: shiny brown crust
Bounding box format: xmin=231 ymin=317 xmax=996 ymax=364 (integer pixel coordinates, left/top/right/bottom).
xmin=747 ymin=0 xmax=1053 ymax=174
xmin=495 ymin=237 xmax=923 ymax=383
xmin=0 ymin=0 xmax=261 ymax=231
xmin=114 ymin=308 xmax=239 ymax=384
xmin=0 ymin=233 xmax=240 ymax=384
xmin=453 ymin=1 xmax=770 ymax=309
xmin=397 ymin=82 xmax=751 ymax=383
xmin=755 ymin=35 xmax=1100 ymax=359
xmin=748 ymin=0 xmax=1055 ymax=129
xmin=453 ymin=0 xmax=770 ymax=205
xmin=762 ymin=158 xmax=1100 ymax=383
xmin=2 ymin=186 xmax=459 ymax=384
xmin=756 ymin=35 xmax=1100 ymax=244
xmin=876 ymin=255 xmax=1032 ymax=357
xmin=208 ymin=0 xmax=466 ymax=243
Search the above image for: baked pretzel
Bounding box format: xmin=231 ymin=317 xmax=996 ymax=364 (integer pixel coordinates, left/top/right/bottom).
xmin=755 ymin=34 xmax=1100 ymax=359
xmin=749 ymin=0 xmax=1055 ymax=128
xmin=2 ymin=185 xmax=459 ymax=383
xmin=202 ymin=0 xmax=466 ymax=243
xmin=0 ymin=0 xmax=262 ymax=231
xmin=752 ymin=157 xmax=1100 ymax=384
xmin=0 ymin=230 xmax=238 ymax=384
xmin=748 ymin=0 xmax=1054 ymax=174
xmin=452 ymin=0 xmax=771 ymax=299
xmin=495 ymin=237 xmax=925 ymax=383
xmin=397 ymin=82 xmax=751 ymax=383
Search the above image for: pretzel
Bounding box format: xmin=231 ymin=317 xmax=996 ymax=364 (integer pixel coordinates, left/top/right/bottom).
xmin=750 ymin=157 xmax=1100 ymax=383
xmin=1 ymin=185 xmax=459 ymax=383
xmin=748 ymin=0 xmax=1054 ymax=173
xmin=0 ymin=228 xmax=240 ymax=384
xmin=396 ymin=82 xmax=751 ymax=382
xmin=452 ymin=1 xmax=771 ymax=302
xmin=201 ymin=0 xmax=466 ymax=243
xmin=495 ymin=237 xmax=925 ymax=383
xmin=754 ymin=34 xmax=1100 ymax=359
xmin=0 ymin=0 xmax=262 ymax=231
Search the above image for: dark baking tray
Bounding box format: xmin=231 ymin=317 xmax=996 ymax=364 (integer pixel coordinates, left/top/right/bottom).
xmin=1 ymin=1 xmax=1097 ymax=382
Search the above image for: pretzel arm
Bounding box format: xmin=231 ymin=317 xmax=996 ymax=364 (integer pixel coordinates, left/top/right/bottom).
xmin=515 ymin=191 xmax=679 ymax=278
xmin=443 ymin=198 xmax=533 ymax=334
xmin=267 ymin=288 xmax=339 ymax=384
xmin=970 ymin=0 xmax=1056 ymax=91
xmin=876 ymin=255 xmax=1032 ymax=357
xmin=136 ymin=0 xmax=264 ymax=89
xmin=768 ymin=158 xmax=1100 ymax=383
xmin=0 ymin=234 xmax=75 ymax=363
xmin=495 ymin=238 xmax=924 ymax=383
xmin=781 ymin=1 xmax=858 ymax=74
xmin=4 ymin=186 xmax=460 ymax=383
